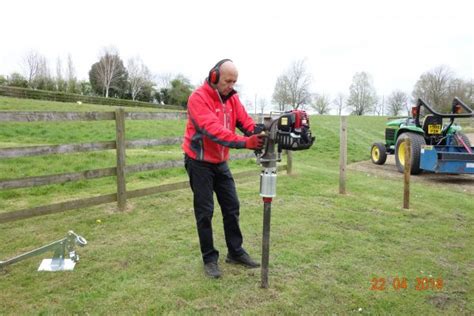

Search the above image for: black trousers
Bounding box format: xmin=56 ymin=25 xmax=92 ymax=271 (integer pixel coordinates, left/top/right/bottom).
xmin=184 ymin=155 xmax=245 ymax=263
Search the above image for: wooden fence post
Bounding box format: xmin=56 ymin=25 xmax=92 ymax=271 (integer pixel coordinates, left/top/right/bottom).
xmin=115 ymin=108 xmax=127 ymax=211
xmin=403 ymin=138 xmax=411 ymax=209
xmin=286 ymin=150 xmax=293 ymax=175
xmin=339 ymin=116 xmax=347 ymax=194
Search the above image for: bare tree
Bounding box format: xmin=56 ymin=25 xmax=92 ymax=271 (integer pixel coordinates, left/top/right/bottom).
xmin=55 ymin=57 xmax=67 ymax=91
xmin=66 ymin=54 xmax=78 ymax=93
xmin=373 ymin=95 xmax=384 ymax=116
xmin=272 ymin=59 xmax=312 ymax=110
xmin=89 ymin=48 xmax=128 ymax=98
xmin=156 ymin=72 xmax=173 ymax=89
xmin=272 ymin=75 xmax=291 ymax=111
xmin=387 ymin=90 xmax=409 ymax=116
xmin=34 ymin=56 xmax=54 ymax=90
xmin=311 ymin=93 xmax=331 ymax=114
xmin=412 ymin=65 xmax=474 ymax=112
xmin=412 ymin=65 xmax=453 ymax=111
xmin=333 ymin=93 xmax=345 ymax=116
xmin=286 ymin=59 xmax=312 ymax=109
xmin=346 ymin=72 xmax=377 ymax=115
xmin=127 ymin=57 xmax=153 ymax=101
xmin=22 ymin=50 xmax=43 ymax=89
xmin=447 ymin=78 xmax=474 ymax=105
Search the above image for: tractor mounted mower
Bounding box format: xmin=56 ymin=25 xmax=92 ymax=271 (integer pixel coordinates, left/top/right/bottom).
xmin=370 ymin=97 xmax=474 ymax=174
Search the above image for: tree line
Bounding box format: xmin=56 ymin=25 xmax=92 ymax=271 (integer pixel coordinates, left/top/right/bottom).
xmin=1 ymin=50 xmax=472 ymax=115
xmin=0 ymin=48 xmax=193 ymax=108
xmin=271 ymin=60 xmax=473 ymax=115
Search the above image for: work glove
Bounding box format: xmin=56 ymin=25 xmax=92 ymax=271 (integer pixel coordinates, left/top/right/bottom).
xmin=253 ymin=123 xmax=265 ymax=134
xmin=245 ymin=134 xmax=266 ymax=150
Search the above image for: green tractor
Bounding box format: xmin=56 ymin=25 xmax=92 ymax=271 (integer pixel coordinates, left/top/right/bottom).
xmin=370 ymin=97 xmax=474 ymax=174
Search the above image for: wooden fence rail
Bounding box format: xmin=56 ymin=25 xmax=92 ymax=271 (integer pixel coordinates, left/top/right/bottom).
xmin=0 ymin=109 xmax=290 ymax=223
xmin=0 ymin=165 xmax=287 ymax=224
xmin=0 ymin=137 xmax=184 ymax=158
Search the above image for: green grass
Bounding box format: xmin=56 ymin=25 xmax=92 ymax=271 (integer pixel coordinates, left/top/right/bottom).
xmin=0 ymin=96 xmax=473 ymax=315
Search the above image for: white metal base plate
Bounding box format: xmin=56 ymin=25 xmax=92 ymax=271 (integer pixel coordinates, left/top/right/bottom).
xmin=38 ymin=259 xmax=76 ymax=271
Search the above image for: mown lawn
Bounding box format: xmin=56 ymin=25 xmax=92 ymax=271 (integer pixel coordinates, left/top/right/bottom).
xmin=0 ymin=96 xmax=473 ymax=315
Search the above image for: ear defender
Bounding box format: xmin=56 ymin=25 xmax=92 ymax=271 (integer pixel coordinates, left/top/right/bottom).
xmin=208 ymin=58 xmax=232 ymax=84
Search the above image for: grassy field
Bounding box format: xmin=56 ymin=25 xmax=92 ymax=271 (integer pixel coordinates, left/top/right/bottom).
xmin=0 ymin=96 xmax=473 ymax=315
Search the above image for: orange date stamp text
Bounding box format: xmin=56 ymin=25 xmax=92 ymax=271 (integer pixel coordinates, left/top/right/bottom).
xmin=370 ymin=276 xmax=443 ymax=291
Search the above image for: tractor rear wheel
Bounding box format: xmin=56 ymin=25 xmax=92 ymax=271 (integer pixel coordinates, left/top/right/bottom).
xmin=371 ymin=142 xmax=387 ymax=165
xmin=395 ymin=132 xmax=426 ymax=174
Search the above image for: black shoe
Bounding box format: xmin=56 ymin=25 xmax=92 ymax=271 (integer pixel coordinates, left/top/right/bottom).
xmin=226 ymin=253 xmax=260 ymax=268
xmin=204 ymin=262 xmax=221 ymax=278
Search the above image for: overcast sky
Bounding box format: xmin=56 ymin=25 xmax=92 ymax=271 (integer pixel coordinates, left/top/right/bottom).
xmin=1 ymin=0 xmax=472 ymax=112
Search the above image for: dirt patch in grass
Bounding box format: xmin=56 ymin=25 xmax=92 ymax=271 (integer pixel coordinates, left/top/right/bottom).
xmin=427 ymin=291 xmax=468 ymax=312
xmin=349 ymin=133 xmax=474 ymax=194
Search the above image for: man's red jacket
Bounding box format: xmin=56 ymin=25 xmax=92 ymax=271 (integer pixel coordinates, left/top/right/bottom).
xmin=182 ymin=82 xmax=256 ymax=163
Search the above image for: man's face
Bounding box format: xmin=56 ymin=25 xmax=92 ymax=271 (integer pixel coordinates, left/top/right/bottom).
xmin=216 ymin=67 xmax=238 ymax=96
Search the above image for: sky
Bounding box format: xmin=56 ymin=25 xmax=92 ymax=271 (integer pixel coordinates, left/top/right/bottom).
xmin=0 ymin=0 xmax=472 ymax=113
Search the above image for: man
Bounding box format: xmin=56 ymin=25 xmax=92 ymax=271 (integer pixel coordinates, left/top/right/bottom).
xmin=183 ymin=59 xmax=265 ymax=278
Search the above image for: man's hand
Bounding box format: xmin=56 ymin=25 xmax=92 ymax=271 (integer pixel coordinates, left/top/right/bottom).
xmin=245 ymin=134 xmax=266 ymax=150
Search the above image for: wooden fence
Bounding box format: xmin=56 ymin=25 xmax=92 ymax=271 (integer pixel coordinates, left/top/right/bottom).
xmin=0 ymin=109 xmax=289 ymax=223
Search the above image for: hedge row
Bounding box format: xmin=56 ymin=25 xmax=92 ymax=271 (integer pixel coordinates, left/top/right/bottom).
xmin=0 ymin=86 xmax=182 ymax=110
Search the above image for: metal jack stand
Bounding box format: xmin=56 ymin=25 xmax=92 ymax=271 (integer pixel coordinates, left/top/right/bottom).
xmin=0 ymin=231 xmax=87 ymax=271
